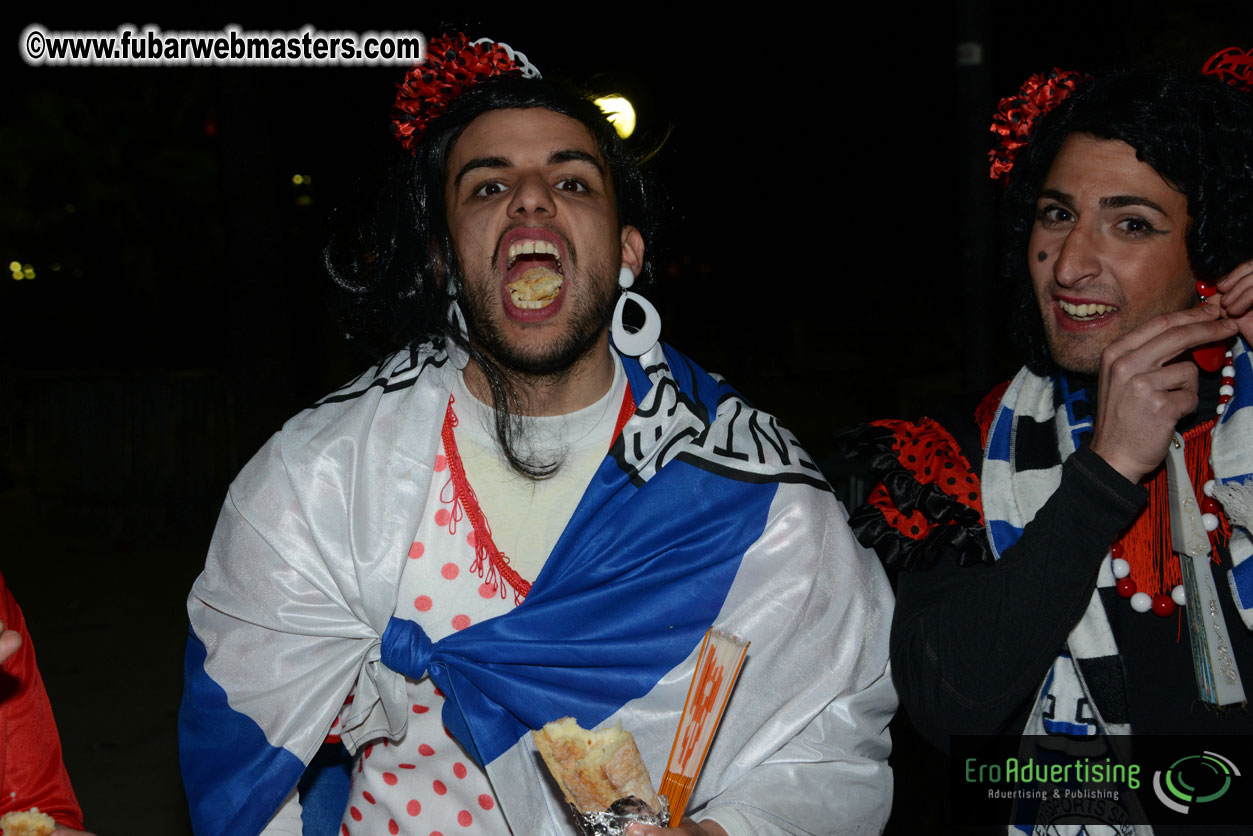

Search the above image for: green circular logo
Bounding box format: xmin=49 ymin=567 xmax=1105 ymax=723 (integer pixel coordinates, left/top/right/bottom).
xmin=1152 ymin=751 xmax=1240 ymax=815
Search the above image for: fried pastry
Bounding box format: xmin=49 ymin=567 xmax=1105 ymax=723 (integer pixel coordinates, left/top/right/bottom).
xmin=533 ymin=716 xmax=662 ymax=813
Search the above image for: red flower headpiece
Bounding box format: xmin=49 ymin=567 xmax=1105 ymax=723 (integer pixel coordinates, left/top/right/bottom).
xmin=1202 ymin=47 xmax=1253 ymax=92
xmin=988 ymin=68 xmax=1089 ymax=184
xmin=392 ymin=33 xmax=540 ymax=153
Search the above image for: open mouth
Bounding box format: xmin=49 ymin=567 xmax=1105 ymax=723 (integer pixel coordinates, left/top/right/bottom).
xmin=1058 ymin=300 xmax=1118 ymax=321
xmin=505 ymin=239 xmax=564 ymax=310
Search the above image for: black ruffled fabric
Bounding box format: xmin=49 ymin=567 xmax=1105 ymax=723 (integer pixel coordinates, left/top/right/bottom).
xmin=837 ymin=423 xmax=993 ymax=572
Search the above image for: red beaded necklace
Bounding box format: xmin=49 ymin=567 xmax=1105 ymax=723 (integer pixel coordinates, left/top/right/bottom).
xmin=437 ymin=387 xmax=637 ymax=605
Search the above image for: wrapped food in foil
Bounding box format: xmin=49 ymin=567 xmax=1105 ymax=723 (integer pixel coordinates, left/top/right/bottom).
xmin=568 ymin=795 xmax=670 ymax=836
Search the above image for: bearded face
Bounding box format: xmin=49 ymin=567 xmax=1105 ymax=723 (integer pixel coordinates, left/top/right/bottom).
xmin=443 ymin=107 xmax=642 ymax=379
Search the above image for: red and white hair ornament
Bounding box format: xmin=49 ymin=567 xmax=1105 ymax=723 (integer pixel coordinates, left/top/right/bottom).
xmin=392 ymin=33 xmax=541 ymax=153
xmin=990 ymin=49 xmax=1253 ymax=184
xmin=1203 ymin=47 xmax=1253 ymax=92
xmin=988 ymin=68 xmax=1089 ymax=184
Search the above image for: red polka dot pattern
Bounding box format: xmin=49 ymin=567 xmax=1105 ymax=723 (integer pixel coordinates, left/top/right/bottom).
xmin=867 ymin=483 xmax=928 ymax=539
xmin=867 ymin=417 xmax=985 ymax=542
xmin=352 ymin=433 xmax=515 ymax=834
xmin=434 ymin=454 xmax=447 ymax=472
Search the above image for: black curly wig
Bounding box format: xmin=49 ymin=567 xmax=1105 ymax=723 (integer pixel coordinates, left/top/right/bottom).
xmin=325 ymin=76 xmax=660 ymax=477
xmin=1002 ymin=71 xmax=1253 ymax=374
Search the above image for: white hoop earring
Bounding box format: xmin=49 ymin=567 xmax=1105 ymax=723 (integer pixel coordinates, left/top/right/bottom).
xmin=612 ymin=290 xmax=661 ymax=357
xmin=618 ymin=265 xmax=635 ymax=289
xmin=445 ymin=280 xmax=470 ymax=370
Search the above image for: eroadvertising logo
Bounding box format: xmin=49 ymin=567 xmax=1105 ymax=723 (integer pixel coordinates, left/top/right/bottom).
xmin=958 ymin=748 xmax=1139 ymax=832
xmin=951 ymin=736 xmax=1247 ymax=829
xmin=1151 ymin=750 xmax=1241 ymax=815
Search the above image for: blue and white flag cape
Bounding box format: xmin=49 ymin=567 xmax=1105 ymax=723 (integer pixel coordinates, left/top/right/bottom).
xmin=180 ymin=342 xmax=895 ymax=836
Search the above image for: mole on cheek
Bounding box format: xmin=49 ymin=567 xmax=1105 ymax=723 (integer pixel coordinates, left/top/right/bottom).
xmin=1037 ymin=251 xmax=1048 ymax=263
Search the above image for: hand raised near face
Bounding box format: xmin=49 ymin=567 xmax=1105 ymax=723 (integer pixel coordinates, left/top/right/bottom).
xmin=1089 ymin=304 xmax=1238 ymax=483
xmin=1215 ymin=259 xmax=1253 ymax=344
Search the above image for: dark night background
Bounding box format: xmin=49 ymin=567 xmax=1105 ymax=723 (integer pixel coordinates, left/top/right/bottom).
xmin=1 ymin=5 xmax=1251 ymax=834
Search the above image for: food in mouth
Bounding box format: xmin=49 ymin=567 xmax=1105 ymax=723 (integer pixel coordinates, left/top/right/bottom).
xmin=506 ymin=239 xmax=563 ymax=310
xmin=508 ymin=267 xmax=563 ymax=309
xmin=1058 ymin=299 xmax=1117 ymax=320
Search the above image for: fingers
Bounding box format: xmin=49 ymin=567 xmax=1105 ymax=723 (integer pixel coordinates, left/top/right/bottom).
xmin=1215 ymin=259 xmax=1253 ymax=317
xmin=1220 ymin=283 xmax=1253 ymax=319
xmin=1099 ymin=304 xmax=1219 ymax=358
xmin=1089 ymin=367 xmax=1200 ymax=481
xmin=1215 ymin=259 xmax=1253 ymax=293
xmin=1101 ymin=305 xmax=1236 ymax=369
xmin=1110 ymin=361 xmax=1200 ymax=413
xmin=1091 ymin=317 xmax=1209 ymax=483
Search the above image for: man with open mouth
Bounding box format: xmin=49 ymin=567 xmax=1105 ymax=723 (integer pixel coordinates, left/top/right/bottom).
xmin=180 ymin=32 xmax=896 ymax=836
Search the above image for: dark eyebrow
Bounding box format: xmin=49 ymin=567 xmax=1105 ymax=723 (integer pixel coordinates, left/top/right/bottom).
xmin=1038 ymin=188 xmax=1074 ymax=206
xmin=1100 ymin=194 xmax=1169 ymax=215
xmin=1038 ymin=188 xmax=1170 ymax=217
xmin=453 ymin=156 xmax=510 ymax=190
xmin=549 ymin=149 xmax=604 ymax=173
xmin=452 ymin=149 xmax=605 ymax=191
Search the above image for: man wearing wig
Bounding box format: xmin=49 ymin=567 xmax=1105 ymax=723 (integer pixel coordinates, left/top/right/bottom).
xmin=844 ymin=55 xmax=1253 ymax=831
xmin=179 ymin=34 xmax=895 ymax=836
